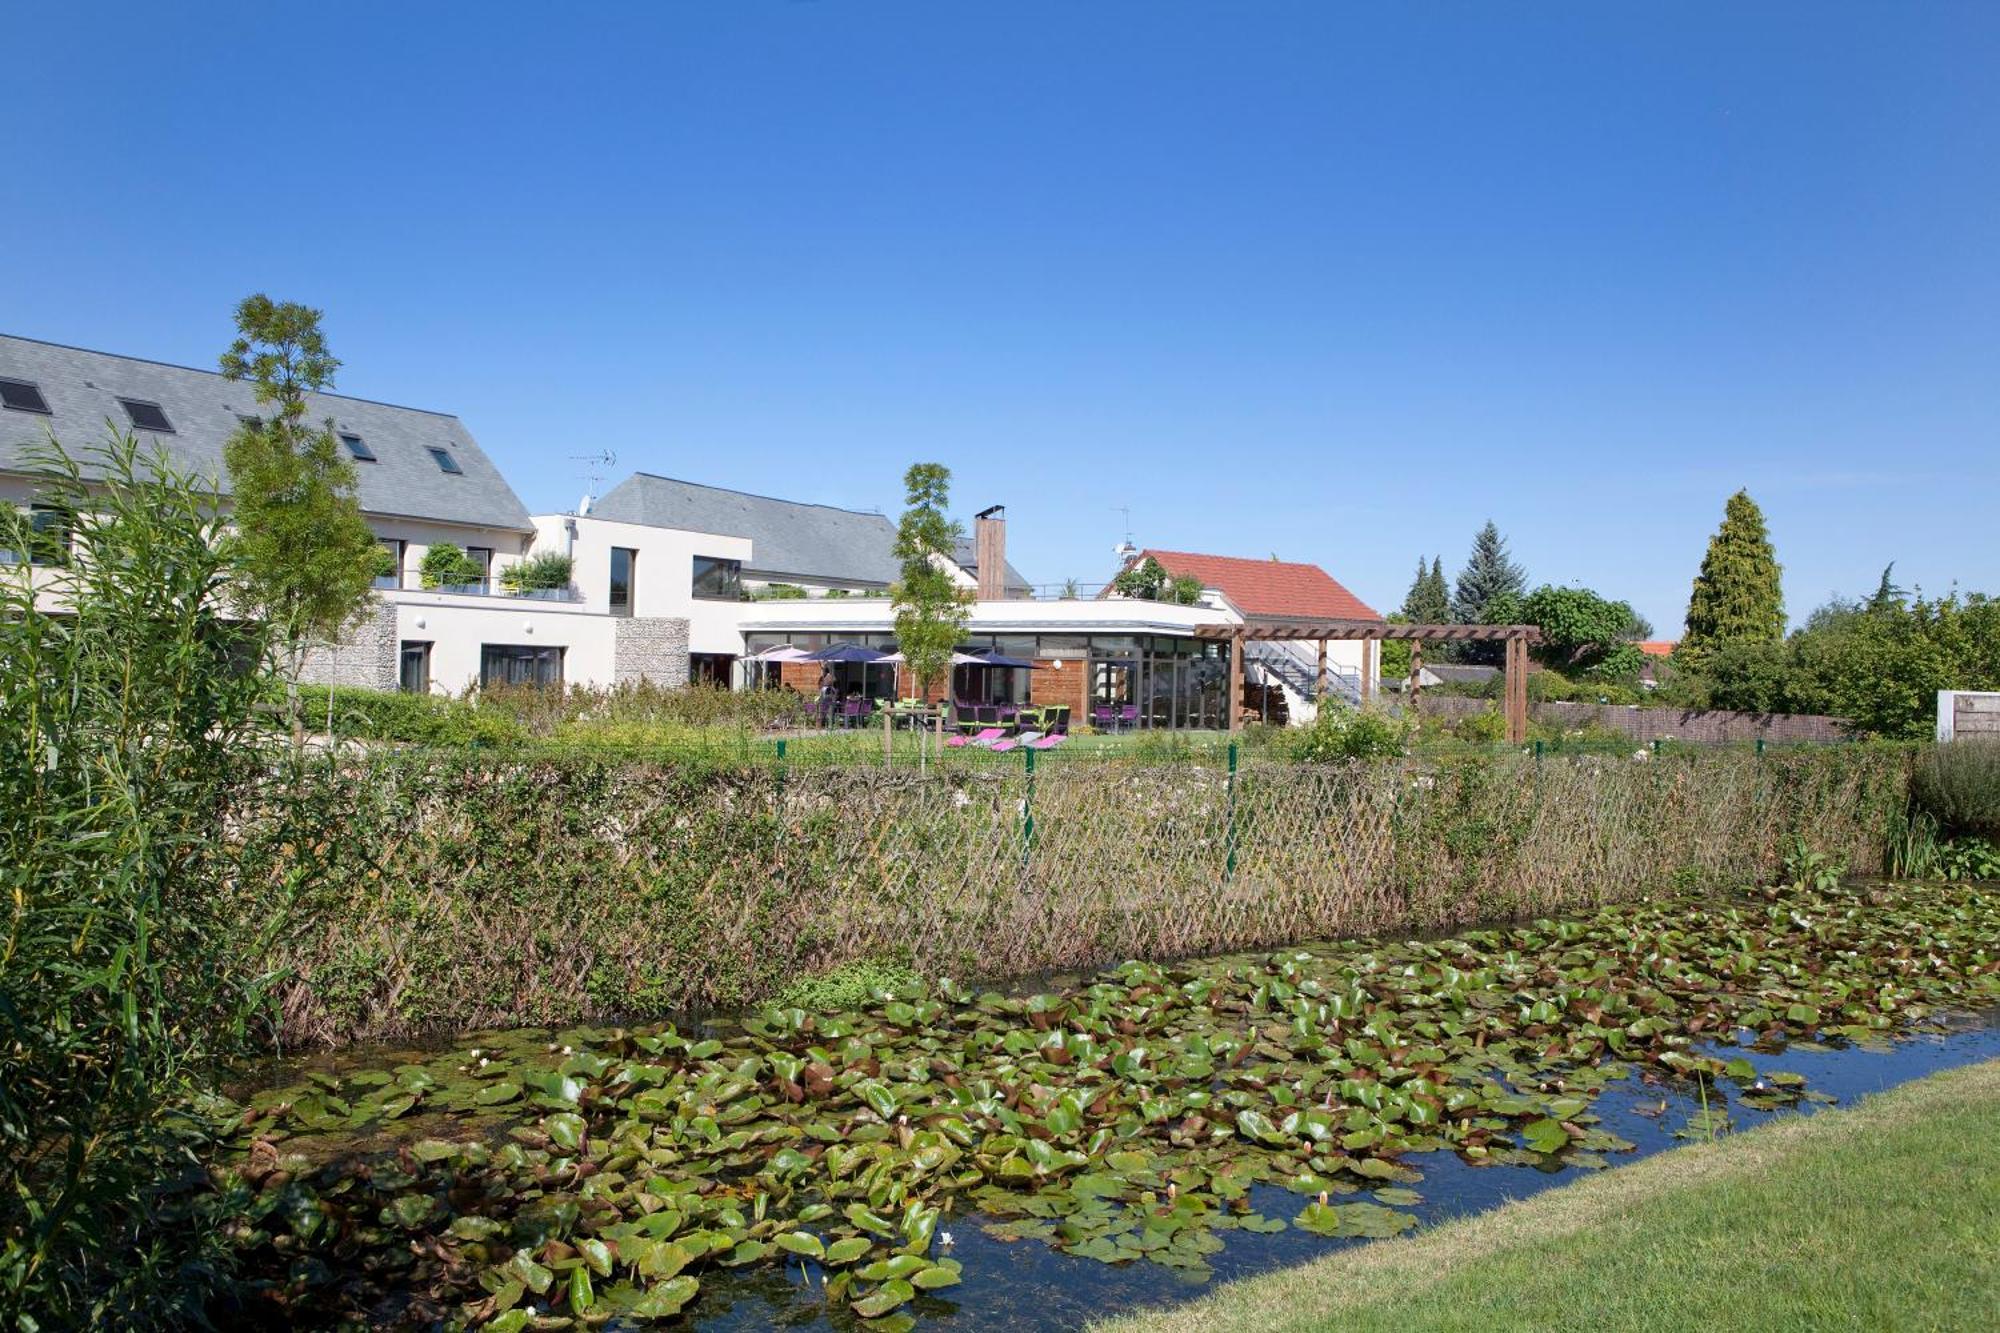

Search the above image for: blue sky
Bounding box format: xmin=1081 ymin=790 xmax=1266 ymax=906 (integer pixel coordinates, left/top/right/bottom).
xmin=7 ymin=2 xmax=1998 ymax=632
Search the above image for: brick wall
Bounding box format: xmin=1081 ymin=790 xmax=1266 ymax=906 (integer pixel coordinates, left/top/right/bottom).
xmin=1031 ymin=657 xmax=1090 ymax=722
xmin=1416 ymin=694 xmax=1853 ymax=744
xmin=299 ymin=600 xmax=398 ymax=692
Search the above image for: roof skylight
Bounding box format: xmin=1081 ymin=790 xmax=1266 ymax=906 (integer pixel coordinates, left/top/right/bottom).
xmin=0 ymin=378 xmax=51 ymax=414
xmin=341 ymin=433 xmax=378 ymax=462
xmin=426 ymin=446 xmax=463 ymax=475
xmin=119 ymin=398 xmax=174 ymax=433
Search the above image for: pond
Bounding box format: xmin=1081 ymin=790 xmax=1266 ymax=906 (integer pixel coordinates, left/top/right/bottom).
xmin=210 ymin=878 xmax=2000 ymax=1331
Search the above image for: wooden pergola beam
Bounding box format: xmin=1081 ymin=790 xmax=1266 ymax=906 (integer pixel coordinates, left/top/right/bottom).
xmin=1196 ymin=620 xmax=1543 ymax=644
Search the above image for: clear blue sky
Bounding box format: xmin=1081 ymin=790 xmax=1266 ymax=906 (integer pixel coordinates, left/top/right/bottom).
xmin=7 ymin=2 xmax=1998 ymax=633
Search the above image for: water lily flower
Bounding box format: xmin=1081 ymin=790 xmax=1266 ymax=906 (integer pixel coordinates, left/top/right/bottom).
xmin=939 ymin=1230 xmax=955 ymax=1248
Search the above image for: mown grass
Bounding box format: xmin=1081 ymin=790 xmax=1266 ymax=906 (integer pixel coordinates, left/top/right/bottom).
xmin=1095 ymin=1058 xmax=2000 ymax=1333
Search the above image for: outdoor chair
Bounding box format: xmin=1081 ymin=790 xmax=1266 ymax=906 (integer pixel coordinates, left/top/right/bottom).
xmin=950 ymin=726 xmax=1006 ymax=748
xmin=1118 ymin=704 xmax=1140 ymax=731
xmin=975 ymin=705 xmax=1001 ymax=729
xmin=1091 ymin=704 xmax=1116 ymax=730
xmin=840 ymin=699 xmax=866 ymax=728
xmin=991 ymin=730 xmax=1041 ymax=753
xmin=1028 ymin=732 xmax=1068 ymax=749
xmin=1049 ymin=706 xmax=1071 ymax=735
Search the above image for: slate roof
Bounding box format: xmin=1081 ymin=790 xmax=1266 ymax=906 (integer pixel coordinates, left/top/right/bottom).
xmin=0 ymin=333 xmax=532 ymax=532
xmin=1136 ymin=549 xmax=1382 ymax=620
xmin=592 ymin=472 xmax=1032 ymax=592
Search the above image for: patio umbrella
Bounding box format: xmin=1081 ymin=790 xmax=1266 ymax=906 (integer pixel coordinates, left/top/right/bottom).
xmin=800 ymin=642 xmax=888 ymax=663
xmin=751 ymin=644 xmax=809 ymax=661
xmin=966 ymin=649 xmax=1042 ymax=669
xmin=877 ymin=650 xmax=990 ymax=666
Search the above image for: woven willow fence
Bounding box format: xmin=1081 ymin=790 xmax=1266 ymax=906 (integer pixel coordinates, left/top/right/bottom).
xmin=233 ymin=745 xmax=1912 ymax=1046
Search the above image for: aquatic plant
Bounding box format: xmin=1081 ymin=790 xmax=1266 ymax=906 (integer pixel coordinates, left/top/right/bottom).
xmin=208 ymin=878 xmax=1998 ymax=1327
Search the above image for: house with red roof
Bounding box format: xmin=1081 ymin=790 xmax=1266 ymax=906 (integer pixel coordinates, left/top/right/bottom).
xmin=1105 ymin=548 xmax=1386 ymax=722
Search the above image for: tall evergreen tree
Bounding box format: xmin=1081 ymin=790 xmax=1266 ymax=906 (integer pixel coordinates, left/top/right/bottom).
xmin=1450 ymin=522 xmax=1527 ymax=625
xmin=1400 ymin=556 xmax=1450 ymax=624
xmin=1447 ymin=523 xmax=1527 ymax=665
xmin=1680 ymin=489 xmax=1785 ymax=667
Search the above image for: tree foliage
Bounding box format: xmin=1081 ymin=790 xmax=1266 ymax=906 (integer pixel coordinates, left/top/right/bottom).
xmin=1672 ymin=589 xmax=2000 ymax=738
xmin=1450 ymin=523 xmax=1526 ymax=664
xmin=890 ymin=463 xmax=971 ymax=708
xmin=1680 ymin=489 xmax=1784 ymax=667
xmin=0 ymin=436 xmax=283 ymax=1326
xmin=219 ymin=295 xmax=380 ymax=679
xmin=1111 ymin=556 xmax=1203 ymax=606
xmin=1399 ymin=556 xmax=1450 ymax=624
xmin=1520 ymin=584 xmax=1645 ymax=679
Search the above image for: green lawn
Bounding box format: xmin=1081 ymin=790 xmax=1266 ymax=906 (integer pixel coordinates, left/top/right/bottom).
xmin=1094 ymin=1058 xmax=2000 ymax=1333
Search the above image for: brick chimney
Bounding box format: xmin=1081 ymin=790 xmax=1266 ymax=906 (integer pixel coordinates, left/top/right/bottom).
xmin=974 ymin=505 xmax=1007 ymax=602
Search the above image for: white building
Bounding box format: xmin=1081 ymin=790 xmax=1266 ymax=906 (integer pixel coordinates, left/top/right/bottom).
xmin=3 ymin=332 xmax=1381 ymax=725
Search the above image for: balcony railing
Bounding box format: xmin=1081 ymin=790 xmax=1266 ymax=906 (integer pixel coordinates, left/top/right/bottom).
xmin=391 ymin=582 xmax=583 ymax=603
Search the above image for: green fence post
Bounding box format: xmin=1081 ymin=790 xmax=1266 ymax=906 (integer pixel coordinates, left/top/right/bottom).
xmin=1224 ymin=741 xmax=1239 ymax=883
xmin=1756 ymin=738 xmax=1766 ymax=758
xmin=1021 ymin=744 xmax=1037 ymax=866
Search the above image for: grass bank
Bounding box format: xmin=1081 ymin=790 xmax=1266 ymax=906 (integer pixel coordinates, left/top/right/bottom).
xmin=1095 ymin=1058 xmax=2000 ymax=1333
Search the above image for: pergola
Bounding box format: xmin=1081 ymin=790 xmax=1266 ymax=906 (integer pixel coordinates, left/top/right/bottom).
xmin=1195 ymin=619 xmax=1546 ymax=743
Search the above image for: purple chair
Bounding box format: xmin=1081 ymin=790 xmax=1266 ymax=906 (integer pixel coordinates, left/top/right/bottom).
xmin=841 ymin=698 xmax=866 ymax=728
xmin=1118 ymin=704 xmax=1140 ymax=732
xmin=1091 ymin=704 xmax=1115 ymax=731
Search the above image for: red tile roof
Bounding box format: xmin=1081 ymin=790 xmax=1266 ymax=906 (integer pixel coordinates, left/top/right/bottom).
xmin=1636 ymin=640 xmax=1678 ymax=658
xmin=1138 ymin=549 xmax=1381 ymax=621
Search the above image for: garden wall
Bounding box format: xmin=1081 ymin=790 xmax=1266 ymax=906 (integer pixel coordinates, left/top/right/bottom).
xmin=229 ymin=745 xmax=1911 ymax=1047
xmin=1416 ymin=694 xmax=1854 ymax=744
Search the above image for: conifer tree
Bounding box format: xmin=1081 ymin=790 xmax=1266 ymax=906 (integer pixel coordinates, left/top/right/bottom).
xmin=1680 ymin=490 xmax=1785 ymax=667
xmin=1400 ymin=556 xmax=1450 ymax=624
xmin=1448 ymin=523 xmax=1526 ymax=663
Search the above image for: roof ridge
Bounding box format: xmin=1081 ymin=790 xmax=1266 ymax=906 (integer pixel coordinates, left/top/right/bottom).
xmin=621 ymin=471 xmax=893 ymax=520
xmin=0 ymin=331 xmax=460 ymax=420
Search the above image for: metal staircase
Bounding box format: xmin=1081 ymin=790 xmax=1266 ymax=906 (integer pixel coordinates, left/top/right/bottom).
xmin=1247 ymin=640 xmax=1361 ymax=707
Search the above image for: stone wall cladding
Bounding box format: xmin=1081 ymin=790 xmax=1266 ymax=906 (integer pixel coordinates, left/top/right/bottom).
xmin=1416 ymin=694 xmax=1853 ymax=744
xmin=299 ymin=600 xmax=398 ymax=692
xmin=614 ymin=616 xmax=691 ymax=687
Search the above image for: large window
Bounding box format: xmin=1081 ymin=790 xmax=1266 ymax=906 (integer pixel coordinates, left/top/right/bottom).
xmin=375 ymin=538 xmax=405 ymax=590
xmin=610 ymin=546 xmax=637 ymax=615
xmin=480 ymin=644 xmax=564 ymax=688
xmin=689 ymin=653 xmax=735 ymax=686
xmin=692 ymin=554 xmax=742 ymax=601
xmin=399 ymin=641 xmax=431 ymax=694
xmin=15 ymin=505 xmax=72 ymax=567
xmin=464 ymin=546 xmax=493 ymax=593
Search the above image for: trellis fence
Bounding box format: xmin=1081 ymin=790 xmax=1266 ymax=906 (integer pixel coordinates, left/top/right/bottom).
xmin=232 ymin=744 xmax=1912 ymax=1046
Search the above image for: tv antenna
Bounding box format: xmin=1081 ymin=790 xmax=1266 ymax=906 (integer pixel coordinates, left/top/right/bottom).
xmin=571 ymin=450 xmax=616 ymax=511
xmin=1112 ymin=506 xmax=1137 ymax=560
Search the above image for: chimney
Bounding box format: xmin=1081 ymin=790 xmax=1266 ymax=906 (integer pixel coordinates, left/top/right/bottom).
xmin=974 ymin=504 xmax=1007 ymax=602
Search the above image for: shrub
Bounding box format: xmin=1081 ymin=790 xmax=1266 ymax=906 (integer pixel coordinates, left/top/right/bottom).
xmin=419 ymin=542 xmax=484 ymax=589
xmin=296 ymin=684 xmax=527 ymax=746
xmin=499 ymin=550 xmax=573 ymax=593
xmin=752 ymin=583 xmax=809 ymax=600
xmin=1281 ymin=705 xmax=1412 ymax=761
xmin=1 ymin=436 xmax=282 ymax=1325
xmin=1451 ymin=709 xmax=1509 ymax=745
xmin=1911 ymin=740 xmax=2000 ymax=837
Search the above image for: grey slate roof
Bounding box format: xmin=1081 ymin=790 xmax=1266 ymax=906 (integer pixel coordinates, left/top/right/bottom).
xmin=593 ymin=472 xmax=1033 ymax=592
xmin=0 ymin=333 xmax=533 ymax=532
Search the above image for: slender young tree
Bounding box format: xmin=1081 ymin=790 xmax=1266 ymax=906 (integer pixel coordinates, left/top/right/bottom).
xmin=890 ymin=463 xmax=971 ymax=760
xmin=1680 ymin=489 xmax=1785 ymax=668
xmin=219 ymin=296 xmax=380 ymax=736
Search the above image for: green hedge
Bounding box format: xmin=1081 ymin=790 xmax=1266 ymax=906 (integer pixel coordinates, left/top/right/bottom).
xmin=295 ymin=685 xmax=527 ymax=745
xmin=223 ymin=744 xmax=1915 ymax=1047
